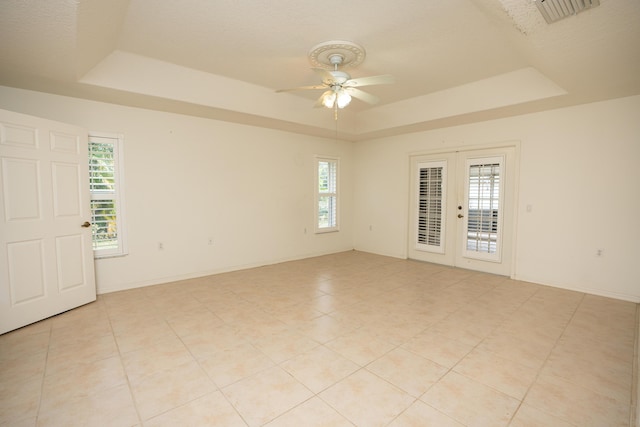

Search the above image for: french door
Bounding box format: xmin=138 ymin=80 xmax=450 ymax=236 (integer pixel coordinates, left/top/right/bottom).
xmin=408 ymin=146 xmax=517 ymax=276
xmin=0 ymin=109 xmax=96 ymax=334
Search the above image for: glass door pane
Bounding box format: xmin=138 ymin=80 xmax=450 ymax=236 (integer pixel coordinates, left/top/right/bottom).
xmin=462 ymin=156 xmax=504 ymax=262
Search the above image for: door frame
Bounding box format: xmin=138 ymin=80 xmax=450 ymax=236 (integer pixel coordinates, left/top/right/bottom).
xmin=407 ymin=141 xmax=521 ymax=278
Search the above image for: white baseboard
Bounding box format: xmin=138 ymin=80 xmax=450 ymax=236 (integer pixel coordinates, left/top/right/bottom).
xmin=512 ymin=274 xmax=640 ymax=303
xmin=96 ymin=247 xmax=355 ymax=294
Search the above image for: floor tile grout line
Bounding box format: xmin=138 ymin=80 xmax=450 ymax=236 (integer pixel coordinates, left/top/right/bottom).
xmin=33 ymin=320 xmax=53 ymax=426
xmin=461 ymin=280 xmax=573 ymax=426
xmin=173 ymin=292 xmax=348 ymax=426
xmin=314 ymin=365 xmax=408 ymax=427
xmin=261 ymin=368 xmax=338 ymax=426
xmin=356 ymin=305 xmax=483 ymax=427
xmin=119 ymin=301 xmax=238 ymax=424
xmin=105 ymin=300 xmax=145 ymax=427
xmin=630 ymin=303 xmax=639 ymax=427
xmin=542 ymin=293 xmax=635 ymax=401
xmin=436 ymin=283 xmax=535 ymax=425
xmin=507 ymin=291 xmax=588 ymax=426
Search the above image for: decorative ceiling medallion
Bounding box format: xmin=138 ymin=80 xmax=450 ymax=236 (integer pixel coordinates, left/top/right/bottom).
xmin=308 ymin=40 xmax=366 ymax=69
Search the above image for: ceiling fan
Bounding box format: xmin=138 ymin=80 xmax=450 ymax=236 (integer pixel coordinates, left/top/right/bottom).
xmin=276 ymin=40 xmax=395 ymax=110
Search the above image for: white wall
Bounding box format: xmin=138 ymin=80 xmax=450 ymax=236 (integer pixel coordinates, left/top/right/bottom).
xmin=2 ymin=86 xmax=638 ymax=301
xmin=353 ymin=95 xmax=640 ymax=302
xmin=0 ymin=86 xmax=355 ymax=293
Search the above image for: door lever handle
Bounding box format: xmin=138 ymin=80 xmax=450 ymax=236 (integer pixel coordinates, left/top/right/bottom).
xmin=81 ymin=221 xmax=91 ymax=228
xmin=457 ymin=214 xmax=464 ymax=218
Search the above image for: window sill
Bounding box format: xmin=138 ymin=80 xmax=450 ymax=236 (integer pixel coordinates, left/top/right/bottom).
xmin=94 ymin=251 xmax=128 ymax=260
xmin=315 ymin=228 xmax=340 ymax=234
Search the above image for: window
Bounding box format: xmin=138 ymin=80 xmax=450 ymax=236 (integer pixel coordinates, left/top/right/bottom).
xmin=315 ymin=156 xmax=339 ymax=233
xmin=88 ymin=133 xmax=127 ymax=258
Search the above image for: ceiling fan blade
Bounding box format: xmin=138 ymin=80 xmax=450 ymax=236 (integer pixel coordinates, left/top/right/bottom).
xmin=275 ymin=84 xmax=327 ymax=93
xmin=312 ymin=68 xmax=336 ymax=85
xmin=343 ymin=74 xmax=395 ymax=87
xmin=344 ymin=87 xmax=380 ymax=105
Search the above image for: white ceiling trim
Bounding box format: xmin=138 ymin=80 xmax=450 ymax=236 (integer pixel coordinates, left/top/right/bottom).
xmin=83 ymin=51 xmax=342 ymax=130
xmin=356 ymin=67 xmax=568 ymax=134
xmin=81 ymin=53 xmax=568 ymax=137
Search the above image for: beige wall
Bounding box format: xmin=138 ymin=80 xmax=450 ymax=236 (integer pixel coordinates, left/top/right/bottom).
xmin=0 ymin=86 xmax=355 ymax=293
xmin=353 ymin=95 xmax=640 ymax=301
xmin=1 ymin=86 xmax=638 ymax=301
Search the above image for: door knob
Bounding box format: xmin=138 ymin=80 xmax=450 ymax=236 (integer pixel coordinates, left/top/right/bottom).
xmin=457 ymin=214 xmax=464 ymax=218
xmin=81 ymin=221 xmax=91 ymax=228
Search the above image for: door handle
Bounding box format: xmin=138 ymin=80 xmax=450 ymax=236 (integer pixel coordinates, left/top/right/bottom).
xmin=457 ymin=214 xmax=464 ymax=218
xmin=81 ymin=221 xmax=91 ymax=228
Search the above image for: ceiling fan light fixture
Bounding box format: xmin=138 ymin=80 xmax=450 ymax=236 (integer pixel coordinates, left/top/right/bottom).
xmin=336 ymin=91 xmax=352 ymax=109
xmin=321 ymin=91 xmax=337 ymax=108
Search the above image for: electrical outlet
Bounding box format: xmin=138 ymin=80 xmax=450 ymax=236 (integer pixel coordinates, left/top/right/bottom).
xmin=208 ymin=237 xmax=214 ymax=245
xmin=158 ymin=242 xmax=164 ymax=250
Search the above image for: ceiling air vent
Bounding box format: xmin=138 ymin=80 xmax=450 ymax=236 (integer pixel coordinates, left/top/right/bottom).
xmin=533 ymin=0 xmax=600 ymax=24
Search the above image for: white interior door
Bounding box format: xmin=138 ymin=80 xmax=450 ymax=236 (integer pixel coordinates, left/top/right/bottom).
xmin=0 ymin=109 xmax=96 ymax=334
xmin=408 ymin=146 xmax=517 ymax=276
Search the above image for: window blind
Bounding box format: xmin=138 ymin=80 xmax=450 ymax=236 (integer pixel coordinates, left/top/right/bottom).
xmin=466 ymin=162 xmax=500 ymax=254
xmin=88 ymin=138 xmax=121 ymax=253
xmin=418 ymin=167 xmax=443 ymax=246
xmin=416 ymin=161 xmax=446 ymax=253
xmin=317 ymin=158 xmax=338 ymax=231
xmin=89 ymin=142 xmax=115 ymax=192
xmin=90 ymin=199 xmax=118 ymax=250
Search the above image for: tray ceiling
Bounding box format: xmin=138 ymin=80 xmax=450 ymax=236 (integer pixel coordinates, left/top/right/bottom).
xmin=0 ymin=0 xmax=638 ymax=140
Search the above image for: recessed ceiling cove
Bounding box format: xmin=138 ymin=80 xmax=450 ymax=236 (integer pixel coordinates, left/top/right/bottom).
xmin=0 ymin=0 xmax=638 ymax=141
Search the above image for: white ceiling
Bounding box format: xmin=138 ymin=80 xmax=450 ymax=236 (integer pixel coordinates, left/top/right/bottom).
xmin=0 ymin=0 xmax=638 ymax=140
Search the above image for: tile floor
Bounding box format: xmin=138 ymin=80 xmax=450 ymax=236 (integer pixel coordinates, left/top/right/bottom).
xmin=0 ymin=251 xmax=637 ymax=426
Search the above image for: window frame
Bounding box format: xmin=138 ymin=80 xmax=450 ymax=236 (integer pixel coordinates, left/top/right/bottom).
xmin=315 ymin=155 xmax=340 ymax=234
xmin=88 ymin=132 xmax=128 ymax=258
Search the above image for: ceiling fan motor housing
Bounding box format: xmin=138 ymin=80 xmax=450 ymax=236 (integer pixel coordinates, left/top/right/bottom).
xmin=328 ymin=70 xmax=350 ymax=85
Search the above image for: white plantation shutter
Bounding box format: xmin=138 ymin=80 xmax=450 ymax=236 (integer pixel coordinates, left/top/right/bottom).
xmin=88 ymin=134 xmax=126 ymax=257
xmin=415 ymin=161 xmax=446 ymax=253
xmin=316 ymin=157 xmax=339 ymax=232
